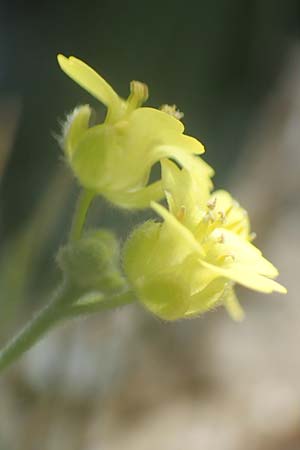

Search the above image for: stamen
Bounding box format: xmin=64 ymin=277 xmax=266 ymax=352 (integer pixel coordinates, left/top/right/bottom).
xmin=217 ymin=210 xmax=225 ymax=223
xmin=203 ymin=211 xmax=214 ymax=223
xmin=215 ymin=232 xmax=225 ymax=244
xmin=217 ymin=252 xmax=235 ymax=263
xmin=160 ymin=104 xmax=184 ymax=120
xmin=207 ymin=197 xmax=217 ymax=210
xmin=176 ymin=205 xmax=186 ymax=222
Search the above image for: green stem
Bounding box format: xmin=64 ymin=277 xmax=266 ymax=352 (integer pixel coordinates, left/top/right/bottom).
xmin=0 ymin=284 xmax=135 ymax=373
xmin=0 ymin=282 xmax=75 ymax=372
xmin=69 ymin=189 xmax=95 ymax=241
xmin=0 ymin=189 xmax=135 ymax=373
xmin=63 ymin=290 xmax=135 ymax=317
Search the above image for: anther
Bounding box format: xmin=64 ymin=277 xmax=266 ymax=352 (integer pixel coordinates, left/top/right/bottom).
xmin=217 ymin=252 xmax=235 ymax=263
xmin=216 ymin=232 xmax=225 ymax=244
xmin=160 ymin=104 xmax=184 ymax=120
xmin=217 ymin=210 xmax=225 ymax=222
xmin=207 ymin=197 xmax=216 ymax=210
xmin=176 ymin=205 xmax=186 ymax=222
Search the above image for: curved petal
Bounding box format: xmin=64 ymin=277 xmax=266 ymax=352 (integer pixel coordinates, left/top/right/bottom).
xmin=128 ymin=107 xmax=184 ymax=136
xmin=161 ymin=159 xmax=211 ymax=221
xmin=151 ymin=201 xmax=205 ymax=257
xmin=210 ymin=190 xmax=250 ymax=238
xmin=199 ymin=259 xmax=286 ymax=294
xmin=209 ymin=228 xmax=279 ymax=277
xmin=105 ymin=180 xmax=164 ymax=209
xmin=57 ymin=55 xmax=123 ymax=114
xmin=154 ymin=144 xmax=214 ymax=186
xmin=167 ymin=132 xmax=205 ymax=155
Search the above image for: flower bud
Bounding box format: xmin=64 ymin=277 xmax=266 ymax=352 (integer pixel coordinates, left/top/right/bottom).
xmin=57 ymin=229 xmax=125 ymax=293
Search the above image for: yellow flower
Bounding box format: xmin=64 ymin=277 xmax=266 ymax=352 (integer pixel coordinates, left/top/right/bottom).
xmin=123 ymin=160 xmax=286 ymax=321
xmin=57 ymin=55 xmax=213 ymax=208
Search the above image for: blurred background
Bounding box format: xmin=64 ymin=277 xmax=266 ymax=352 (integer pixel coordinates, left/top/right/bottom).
xmin=0 ymin=1 xmax=299 ymax=449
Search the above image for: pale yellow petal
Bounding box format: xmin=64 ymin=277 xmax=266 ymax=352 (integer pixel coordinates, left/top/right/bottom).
xmin=151 ymin=201 xmax=205 ymax=257
xmin=57 ymin=54 xmax=123 ymax=112
xmin=154 ymin=144 xmax=214 ymax=190
xmin=161 ymin=159 xmax=211 ymax=224
xmin=104 ymin=180 xmax=164 ymax=209
xmin=199 ymin=259 xmax=286 ymax=294
xmin=167 ymin=133 xmax=205 ymax=155
xmin=210 ymin=190 xmax=250 ymax=238
xmin=126 ymin=107 xmax=184 ymax=143
xmin=209 ymin=228 xmax=279 ymax=277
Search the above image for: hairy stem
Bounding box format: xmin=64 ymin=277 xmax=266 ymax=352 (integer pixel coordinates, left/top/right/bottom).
xmin=0 ymin=189 xmax=135 ymax=373
xmin=0 ymin=284 xmax=135 ymax=373
xmin=0 ymin=282 xmax=74 ymax=372
xmin=70 ymin=189 xmax=95 ymax=241
xmin=63 ymin=290 xmax=135 ymax=317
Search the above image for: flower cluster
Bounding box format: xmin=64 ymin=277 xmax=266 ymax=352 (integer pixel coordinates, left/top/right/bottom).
xmin=58 ymin=55 xmax=286 ymax=320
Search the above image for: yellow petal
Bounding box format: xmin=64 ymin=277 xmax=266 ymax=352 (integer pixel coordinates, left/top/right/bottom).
xmin=209 ymin=228 xmax=279 ymax=277
xmin=167 ymin=133 xmax=205 ymax=155
xmin=151 ymin=201 xmax=205 ymax=257
xmin=57 ymin=54 xmax=123 ymax=114
xmin=104 ymin=180 xmax=164 ymax=209
xmin=126 ymin=107 xmax=184 ymax=145
xmin=199 ymin=259 xmax=287 ymax=294
xmin=210 ymin=190 xmax=250 ymax=238
xmin=154 ymin=144 xmax=214 ymax=191
xmin=161 ymin=159 xmax=211 ymax=227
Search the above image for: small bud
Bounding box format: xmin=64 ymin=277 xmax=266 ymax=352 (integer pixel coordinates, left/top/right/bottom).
xmin=57 ymin=229 xmax=125 ymax=293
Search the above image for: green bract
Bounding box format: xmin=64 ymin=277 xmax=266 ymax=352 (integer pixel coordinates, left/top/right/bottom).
xmin=58 ymin=55 xmax=213 ymax=209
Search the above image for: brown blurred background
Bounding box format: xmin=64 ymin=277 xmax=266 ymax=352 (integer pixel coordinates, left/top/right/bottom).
xmin=0 ymin=1 xmax=299 ymax=449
